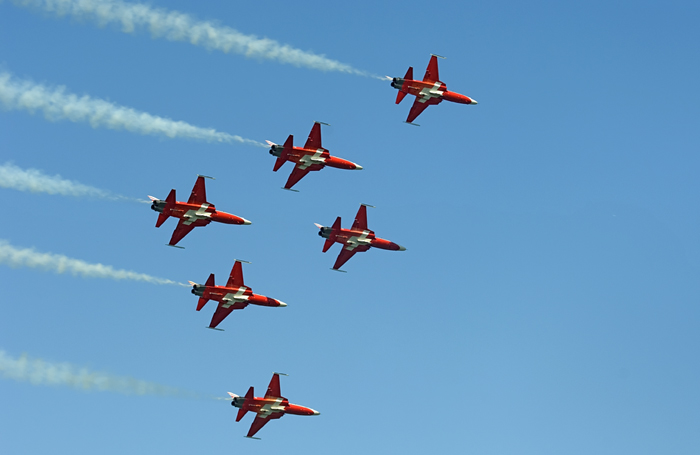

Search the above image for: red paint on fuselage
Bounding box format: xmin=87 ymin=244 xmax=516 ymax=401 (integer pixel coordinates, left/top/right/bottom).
xmin=286 ymin=146 xmax=361 ymax=171
xmin=244 ymin=397 xmax=317 ymax=416
xmin=167 ymin=202 xmax=248 ymax=225
xmin=331 ymin=228 xmax=400 ymax=251
xmin=197 ymin=285 xmax=283 ymax=309
xmin=400 ymin=79 xmax=475 ymax=105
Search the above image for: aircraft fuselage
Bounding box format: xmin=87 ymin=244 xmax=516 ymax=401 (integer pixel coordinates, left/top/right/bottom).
xmin=269 ymin=144 xmax=360 ymax=171
xmin=318 ymin=226 xmax=404 ymax=251
xmin=391 ymin=77 xmax=474 ymax=105
xmin=151 ymin=199 xmax=249 ymax=225
xmin=231 ymin=396 xmax=319 ymax=416
xmin=190 ymin=284 xmax=285 ymax=308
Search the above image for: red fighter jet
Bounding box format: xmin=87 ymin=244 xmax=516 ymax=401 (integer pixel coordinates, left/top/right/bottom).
xmin=265 ymin=121 xmax=363 ymax=191
xmin=315 ymin=203 xmax=406 ymax=272
xmin=227 ymin=373 xmax=319 ymax=439
xmin=149 ymin=175 xmax=251 ymax=247
xmin=390 ymin=54 xmax=478 ymax=125
xmin=189 ymin=259 xmax=286 ymax=330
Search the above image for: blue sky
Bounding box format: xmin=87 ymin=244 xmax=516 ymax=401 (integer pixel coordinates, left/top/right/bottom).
xmin=1 ymin=0 xmax=699 ymax=454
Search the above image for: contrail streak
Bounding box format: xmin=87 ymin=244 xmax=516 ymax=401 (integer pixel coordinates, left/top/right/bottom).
xmin=0 ymin=239 xmax=188 ymax=287
xmin=0 ymin=349 xmax=203 ymax=398
xmin=0 ymin=162 xmax=145 ymax=202
xmin=8 ymin=0 xmax=382 ymax=79
xmin=0 ymin=71 xmax=266 ymax=147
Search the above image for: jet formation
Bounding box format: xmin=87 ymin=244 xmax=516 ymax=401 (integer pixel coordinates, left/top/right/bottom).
xmin=143 ymin=53 xmax=475 ymax=439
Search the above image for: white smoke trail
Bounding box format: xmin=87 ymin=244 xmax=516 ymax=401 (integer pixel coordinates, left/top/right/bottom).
xmin=0 ymin=71 xmax=266 ymax=147
xmin=0 ymin=162 xmax=145 ymax=202
xmin=0 ymin=239 xmax=188 ymax=287
xmin=8 ymin=0 xmax=382 ymax=79
xmin=0 ymin=349 xmax=202 ymax=398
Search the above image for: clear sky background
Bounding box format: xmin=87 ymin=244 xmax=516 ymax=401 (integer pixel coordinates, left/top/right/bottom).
xmin=1 ymin=0 xmax=699 ymax=454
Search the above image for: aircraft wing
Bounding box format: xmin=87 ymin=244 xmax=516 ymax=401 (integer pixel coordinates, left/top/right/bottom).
xmin=187 ymin=176 xmax=208 ymax=204
xmin=168 ymin=219 xmax=197 ymax=246
xmin=225 ymin=261 xmax=245 ymax=288
xmin=406 ymin=98 xmax=431 ymax=124
xmin=303 ymin=122 xmax=322 ymax=150
xmin=208 ymin=301 xmax=248 ymax=329
xmin=332 ymin=247 xmax=359 ymax=271
xmin=423 ymin=55 xmax=440 ymax=83
xmin=246 ymin=415 xmax=272 ymax=438
xmin=351 ymin=205 xmax=368 ymax=231
xmin=265 ymin=373 xmax=282 ymax=398
xmin=284 ymin=166 xmax=311 ymax=189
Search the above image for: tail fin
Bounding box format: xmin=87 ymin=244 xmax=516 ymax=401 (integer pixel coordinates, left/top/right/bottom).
xmin=155 ymin=189 xmax=176 ymax=227
xmin=322 ymin=216 xmax=341 ymax=252
xmin=395 ymin=67 xmax=413 ymax=104
xmin=196 ymin=273 xmax=215 ymax=311
xmin=273 ymin=135 xmax=293 ymax=172
xmin=236 ymin=386 xmax=255 ymax=422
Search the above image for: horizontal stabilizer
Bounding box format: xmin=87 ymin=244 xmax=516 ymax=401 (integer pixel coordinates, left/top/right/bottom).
xmin=322 ymin=237 xmax=334 ymax=252
xmin=396 ymin=90 xmax=408 ymax=104
xmin=273 ymin=156 xmax=286 ymax=172
xmin=281 ymin=187 xmax=300 ymax=192
xmin=404 ymin=66 xmax=413 ymax=81
xmin=166 ymin=244 xmax=185 ymax=249
xmin=196 ymin=296 xmax=209 ymax=311
xmin=206 ymin=326 xmax=225 ymax=331
xmin=330 ymin=268 xmax=347 ymax=273
xmin=244 ymin=436 xmax=261 ymax=440
xmin=155 ymin=189 xmax=176 ymax=227
xmin=404 ymin=121 xmax=421 ymax=127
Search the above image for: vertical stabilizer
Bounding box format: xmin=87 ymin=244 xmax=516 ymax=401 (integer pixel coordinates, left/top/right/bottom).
xmin=395 ymin=67 xmax=413 ymax=104
xmin=196 ymin=273 xmax=215 ymax=311
xmin=323 ymin=216 xmax=342 ymax=252
xmin=273 ymin=134 xmax=293 ymax=172
xmin=155 ymin=189 xmax=176 ymax=227
xmin=236 ymin=386 xmax=255 ymax=421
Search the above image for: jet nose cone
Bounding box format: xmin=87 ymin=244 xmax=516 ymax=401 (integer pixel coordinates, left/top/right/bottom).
xmin=355 ymin=164 xmax=363 ymax=170
xmin=277 ymin=301 xmax=288 ymax=307
xmin=398 ymin=245 xmax=407 ymax=251
xmin=312 ymin=409 xmax=320 ymax=416
xmin=470 ymin=99 xmax=478 ymax=105
xmin=242 ymin=218 xmax=252 ymax=225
